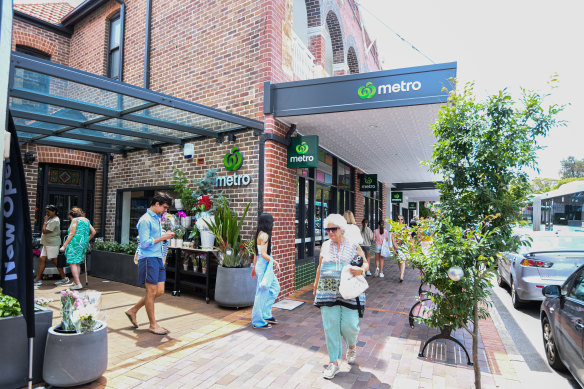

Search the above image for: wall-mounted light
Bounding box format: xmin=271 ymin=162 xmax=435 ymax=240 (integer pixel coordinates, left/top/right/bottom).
xmin=183 ymin=143 xmax=194 ymax=159
xmin=24 ymin=152 xmax=36 ymax=164
xmin=227 ymin=134 xmax=236 ymax=142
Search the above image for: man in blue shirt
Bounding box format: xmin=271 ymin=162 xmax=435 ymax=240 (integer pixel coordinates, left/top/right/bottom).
xmin=125 ymin=193 xmax=175 ymax=335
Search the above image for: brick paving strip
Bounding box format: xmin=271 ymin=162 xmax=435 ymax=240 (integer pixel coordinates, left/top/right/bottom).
xmin=33 ymin=267 xmax=523 ymax=388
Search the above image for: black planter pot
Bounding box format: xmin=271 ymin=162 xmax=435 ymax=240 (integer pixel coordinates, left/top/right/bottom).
xmin=0 ymin=307 xmax=53 ymax=389
xmin=90 ymin=250 xmax=139 ymax=286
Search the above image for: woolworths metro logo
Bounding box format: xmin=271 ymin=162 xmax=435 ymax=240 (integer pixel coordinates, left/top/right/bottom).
xmin=364 ymin=176 xmax=373 ymax=184
xmin=358 ymin=80 xmax=422 ymax=99
xmin=358 ymin=82 xmax=376 ymax=99
xmin=296 ymin=142 xmax=309 ymax=154
xmin=224 ymin=147 xmax=243 ymax=171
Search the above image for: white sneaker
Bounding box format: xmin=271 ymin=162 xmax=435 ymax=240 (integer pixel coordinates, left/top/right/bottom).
xmin=379 ymin=273 xmax=385 ymax=278
xmin=365 ymin=270 xmax=371 ymax=276
xmin=374 ymin=268 xmax=380 ymax=277
xmin=346 ymin=347 xmax=357 ymax=364
xmin=33 ymin=280 xmax=42 ymax=286
xmin=70 ymin=283 xmax=83 ymax=290
xmin=323 ymin=363 xmax=340 ymax=379
xmin=54 ymin=277 xmax=70 ymax=286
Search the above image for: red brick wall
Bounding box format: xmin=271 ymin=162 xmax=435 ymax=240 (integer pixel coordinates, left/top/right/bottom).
xmin=12 ymin=19 xmax=70 ymax=64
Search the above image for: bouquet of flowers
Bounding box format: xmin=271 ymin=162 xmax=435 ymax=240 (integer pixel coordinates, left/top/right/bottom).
xmin=60 ymin=289 xmax=103 ymax=333
xmin=60 ymin=289 xmax=80 ymax=331
xmin=162 ymin=212 xmax=177 ymax=232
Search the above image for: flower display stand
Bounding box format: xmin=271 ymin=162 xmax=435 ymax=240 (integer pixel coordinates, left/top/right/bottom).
xmin=166 ymin=247 xmax=217 ymax=303
xmin=43 ymin=321 xmax=108 ymax=387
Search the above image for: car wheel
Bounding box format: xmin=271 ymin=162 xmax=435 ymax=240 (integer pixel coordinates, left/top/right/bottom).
xmin=511 ymin=278 xmax=524 ymax=309
xmin=496 ymin=270 xmax=505 ymax=287
xmin=542 ymin=316 xmax=566 ymax=371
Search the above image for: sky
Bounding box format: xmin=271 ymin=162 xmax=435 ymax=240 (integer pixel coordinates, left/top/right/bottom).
xmin=358 ymin=0 xmax=583 ymax=179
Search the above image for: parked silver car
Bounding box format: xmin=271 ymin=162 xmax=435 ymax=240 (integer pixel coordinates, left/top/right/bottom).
xmin=497 ymin=231 xmax=584 ymax=309
xmin=541 ymin=267 xmax=584 ymax=386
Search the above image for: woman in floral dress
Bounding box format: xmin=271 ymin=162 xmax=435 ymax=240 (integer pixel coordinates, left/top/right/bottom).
xmin=60 ymin=207 xmax=96 ymax=290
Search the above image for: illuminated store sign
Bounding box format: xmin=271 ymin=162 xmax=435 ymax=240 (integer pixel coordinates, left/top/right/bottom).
xmin=359 ymin=174 xmax=378 ymax=191
xmin=216 ymin=146 xmax=251 ymax=187
xmin=287 ymin=135 xmax=319 ymax=168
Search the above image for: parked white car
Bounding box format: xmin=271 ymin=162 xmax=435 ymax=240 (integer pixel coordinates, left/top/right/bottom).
xmin=497 ymin=230 xmax=584 ymax=309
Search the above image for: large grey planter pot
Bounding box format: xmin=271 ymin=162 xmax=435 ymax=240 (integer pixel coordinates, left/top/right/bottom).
xmin=43 ymin=320 xmax=108 ymax=387
xmin=214 ymin=266 xmax=257 ymax=308
xmin=0 ymin=307 xmax=53 ymax=389
xmin=91 ymin=250 xmax=139 ymax=286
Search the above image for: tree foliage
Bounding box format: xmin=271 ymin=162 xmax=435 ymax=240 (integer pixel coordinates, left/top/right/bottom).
xmin=398 ymin=81 xmax=564 ymax=388
xmin=560 ymin=156 xmax=584 ymax=179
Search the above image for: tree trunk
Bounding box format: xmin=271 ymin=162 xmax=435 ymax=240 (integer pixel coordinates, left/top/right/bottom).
xmin=473 ymin=303 xmax=481 ymax=389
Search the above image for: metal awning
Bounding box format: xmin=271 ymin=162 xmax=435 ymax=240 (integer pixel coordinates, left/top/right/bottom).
xmin=8 ymin=52 xmax=264 ymax=154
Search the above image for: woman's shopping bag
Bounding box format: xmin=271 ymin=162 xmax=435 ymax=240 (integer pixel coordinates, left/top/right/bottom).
xmin=380 ymin=240 xmax=391 ymax=258
xmin=339 ymin=265 xmax=369 ymax=299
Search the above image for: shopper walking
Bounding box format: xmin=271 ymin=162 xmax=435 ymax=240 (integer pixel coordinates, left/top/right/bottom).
xmin=34 ymin=205 xmax=68 ymax=286
xmin=251 ymin=213 xmax=281 ymax=329
xmin=60 ymin=207 xmax=96 ymax=290
xmin=373 ymin=220 xmax=389 ymax=278
xmin=360 ymin=219 xmax=374 ymax=276
xmin=125 ymin=193 xmax=175 ymax=335
xmin=392 ymin=215 xmax=407 ymax=282
xmin=343 ymin=211 xmax=363 ymax=245
xmin=313 ymin=214 xmax=369 ymax=379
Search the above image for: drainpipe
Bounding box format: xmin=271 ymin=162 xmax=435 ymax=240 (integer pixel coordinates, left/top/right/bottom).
xmin=115 ymin=0 xmax=125 ymax=82
xmin=100 ymin=153 xmax=110 ymax=239
xmin=257 ymin=125 xmax=295 ymax=216
xmin=143 ymin=0 xmax=152 ymax=88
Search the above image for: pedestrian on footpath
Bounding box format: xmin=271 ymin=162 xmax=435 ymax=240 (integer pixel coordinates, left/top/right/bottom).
xmin=343 ymin=211 xmax=363 ymax=245
xmin=251 ymin=213 xmax=281 ymax=329
xmin=373 ymin=220 xmax=389 ymax=278
xmin=313 ymin=214 xmax=369 ymax=379
xmin=125 ymin=193 xmax=175 ymax=335
xmin=34 ymin=205 xmax=69 ymax=287
xmin=392 ymin=215 xmax=407 ymax=282
xmin=60 ymin=207 xmax=95 ymax=290
xmin=360 ymin=219 xmax=374 ymax=276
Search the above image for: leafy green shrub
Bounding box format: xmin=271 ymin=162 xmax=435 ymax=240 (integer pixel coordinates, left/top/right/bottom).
xmin=94 ymin=239 xmax=137 ymax=254
xmin=0 ymin=288 xmax=22 ymax=317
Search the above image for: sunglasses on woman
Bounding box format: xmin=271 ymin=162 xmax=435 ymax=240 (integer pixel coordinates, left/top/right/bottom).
xmin=324 ymin=227 xmax=340 ymax=233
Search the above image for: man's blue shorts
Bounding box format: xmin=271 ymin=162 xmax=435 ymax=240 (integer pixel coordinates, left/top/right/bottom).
xmin=138 ymin=257 xmax=166 ymax=285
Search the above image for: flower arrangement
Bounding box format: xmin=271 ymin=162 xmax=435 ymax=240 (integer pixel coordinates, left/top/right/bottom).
xmin=60 ymin=289 xmax=102 ymax=333
xmin=177 ymin=211 xmax=187 ymax=219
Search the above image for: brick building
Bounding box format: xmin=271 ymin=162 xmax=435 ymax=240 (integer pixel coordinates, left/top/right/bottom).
xmin=9 ymin=0 xmax=449 ymax=298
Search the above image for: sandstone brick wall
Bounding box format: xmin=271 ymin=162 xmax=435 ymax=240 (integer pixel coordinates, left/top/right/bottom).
xmin=105 ymin=130 xmax=259 ymax=243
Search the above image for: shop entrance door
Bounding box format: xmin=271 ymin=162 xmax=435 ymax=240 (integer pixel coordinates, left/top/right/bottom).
xmin=47 ymin=191 xmax=82 ymax=233
xmin=315 ymin=183 xmax=332 ymax=256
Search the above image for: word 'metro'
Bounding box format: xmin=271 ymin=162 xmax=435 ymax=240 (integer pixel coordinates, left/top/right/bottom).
xmin=215 ymin=172 xmax=252 ymax=187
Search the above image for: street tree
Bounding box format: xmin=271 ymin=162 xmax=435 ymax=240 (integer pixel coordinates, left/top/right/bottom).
xmin=397 ymin=81 xmax=564 ymax=389
xmin=560 ymin=156 xmax=584 ymax=179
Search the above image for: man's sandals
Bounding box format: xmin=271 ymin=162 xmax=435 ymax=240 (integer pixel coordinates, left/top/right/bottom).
xmin=124 ymin=311 xmax=139 ymax=328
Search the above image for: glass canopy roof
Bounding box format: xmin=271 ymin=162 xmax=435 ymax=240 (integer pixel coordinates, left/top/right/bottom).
xmin=9 ymin=52 xmax=264 ymax=154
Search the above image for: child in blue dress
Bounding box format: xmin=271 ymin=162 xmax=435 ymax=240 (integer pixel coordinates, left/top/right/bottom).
xmin=251 ymin=213 xmax=281 ymax=329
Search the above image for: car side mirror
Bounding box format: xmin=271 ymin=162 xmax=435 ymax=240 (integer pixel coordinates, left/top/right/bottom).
xmin=542 ymin=285 xmax=561 ymax=298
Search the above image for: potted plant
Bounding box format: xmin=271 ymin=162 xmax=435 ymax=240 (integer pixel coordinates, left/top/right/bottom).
xmin=43 ymin=289 xmax=107 ymax=387
xmin=0 ymin=289 xmax=53 ymax=388
xmin=174 ymin=227 xmax=186 ymax=248
xmin=204 ymin=200 xmax=256 ymax=307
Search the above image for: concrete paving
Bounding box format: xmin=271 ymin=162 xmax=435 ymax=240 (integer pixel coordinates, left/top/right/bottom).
xmin=33 ymin=263 xmax=523 ymax=388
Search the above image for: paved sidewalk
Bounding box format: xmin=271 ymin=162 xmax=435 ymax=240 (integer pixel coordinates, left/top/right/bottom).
xmin=33 ymin=263 xmax=522 ymax=388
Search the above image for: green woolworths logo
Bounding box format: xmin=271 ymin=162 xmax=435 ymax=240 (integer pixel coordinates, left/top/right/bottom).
xmin=296 ymin=141 xmax=309 ymax=154
xmin=358 ymin=82 xmax=376 ymax=99
xmin=224 ymin=147 xmax=243 ymax=171
xmin=364 ymin=176 xmax=373 ymax=184
xmin=393 ymin=193 xmax=400 ymax=199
